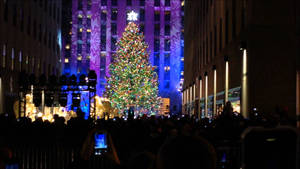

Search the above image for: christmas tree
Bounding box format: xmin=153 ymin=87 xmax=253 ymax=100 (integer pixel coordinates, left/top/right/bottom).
xmin=105 ymin=22 xmax=161 ymax=115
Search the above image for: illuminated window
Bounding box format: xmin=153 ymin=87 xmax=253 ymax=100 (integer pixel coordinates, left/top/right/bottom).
xmin=78 ymin=14 xmax=83 ymax=18
xmin=77 ymin=55 xmax=82 ymax=61
xmin=87 ymin=29 xmax=91 ymax=33
xmin=101 ymin=11 xmax=107 ymax=21
xmin=65 ymin=44 xmax=70 ymax=50
xmin=65 ymin=58 xmax=69 ymax=63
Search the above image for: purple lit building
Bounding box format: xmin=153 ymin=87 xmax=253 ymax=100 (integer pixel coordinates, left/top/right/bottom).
xmin=62 ymin=0 xmax=184 ymax=114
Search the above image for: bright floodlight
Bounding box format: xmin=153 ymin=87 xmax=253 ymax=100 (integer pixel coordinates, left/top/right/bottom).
xmin=127 ymin=11 xmax=138 ymax=21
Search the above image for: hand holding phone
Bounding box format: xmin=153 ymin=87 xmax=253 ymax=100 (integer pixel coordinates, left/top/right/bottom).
xmin=94 ymin=132 xmax=108 ymax=155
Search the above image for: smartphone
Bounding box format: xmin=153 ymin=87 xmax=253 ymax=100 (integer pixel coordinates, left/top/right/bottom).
xmin=241 ymin=127 xmax=299 ymax=169
xmin=5 ymin=164 xmax=19 ymax=169
xmin=94 ymin=132 xmax=108 ymax=155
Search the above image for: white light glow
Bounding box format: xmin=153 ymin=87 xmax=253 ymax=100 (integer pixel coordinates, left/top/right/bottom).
xmin=127 ymin=11 xmax=138 ymax=21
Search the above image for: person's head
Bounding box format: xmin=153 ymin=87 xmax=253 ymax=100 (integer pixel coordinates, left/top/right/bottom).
xmin=157 ymin=136 xmax=216 ymax=169
xmin=127 ymin=151 xmax=155 ymax=169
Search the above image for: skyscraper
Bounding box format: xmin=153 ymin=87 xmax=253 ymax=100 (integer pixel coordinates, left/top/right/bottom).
xmin=0 ymin=0 xmax=62 ymax=114
xmin=62 ymin=0 xmax=184 ymax=114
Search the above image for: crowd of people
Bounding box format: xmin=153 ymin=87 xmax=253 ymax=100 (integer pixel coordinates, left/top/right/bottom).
xmin=0 ymin=102 xmax=297 ymax=169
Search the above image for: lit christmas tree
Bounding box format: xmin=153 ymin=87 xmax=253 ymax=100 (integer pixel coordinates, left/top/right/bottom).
xmin=105 ymin=21 xmax=161 ymax=115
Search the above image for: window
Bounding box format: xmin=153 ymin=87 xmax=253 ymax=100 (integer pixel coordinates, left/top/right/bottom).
xmin=164 ymin=53 xmax=170 ymax=66
xmin=87 ymin=32 xmax=91 ymax=40
xmin=101 ymin=0 xmax=107 ymax=6
xmin=27 ymin=15 xmax=31 ymax=35
xmin=154 ymin=53 xmax=160 ymax=76
xmin=38 ymin=24 xmax=42 ymax=42
xmin=164 ymin=81 xmax=170 ymax=88
xmin=165 ymin=25 xmax=170 ymax=36
xmin=53 ymin=3 xmax=56 ymax=19
xmin=165 ymin=11 xmax=171 ymax=21
xmin=101 ymin=24 xmax=106 ymax=35
xmin=2 ymin=44 xmax=6 ymax=68
xmin=154 ymin=11 xmax=160 ymax=21
xmin=154 ymin=0 xmax=160 ymax=6
xmin=139 ymin=9 xmax=145 ymax=22
xmin=140 ymin=24 xmax=144 ymax=33
xmin=4 ymin=0 xmax=8 ymax=22
xmin=86 ymin=42 xmax=90 ymax=53
xmin=154 ymin=24 xmax=160 ymax=36
xmin=101 ymin=11 xmax=107 ymax=21
xmin=19 ymin=51 xmax=22 ymax=71
xmin=164 ymin=39 xmax=170 ymax=51
xmin=112 ymin=0 xmax=118 ymax=6
xmin=101 ymin=35 xmax=106 ymax=51
xmin=126 ymin=0 xmax=132 ymax=6
xmin=11 ymin=48 xmax=15 ymax=71
xmin=49 ymin=2 xmax=52 ymax=16
xmin=165 ymin=0 xmax=170 ymax=6
xmin=100 ymin=56 xmax=106 ymax=79
xmin=13 ymin=4 xmax=17 ymax=26
xmin=219 ymin=18 xmax=222 ymax=52
xmin=214 ymin=25 xmax=217 ymax=56
xmin=241 ymin=7 xmax=246 ymax=29
xmin=111 ymin=37 xmax=117 ymax=51
xmin=87 ymin=0 xmax=92 ymax=10
xmin=45 ymin=1 xmax=48 ymax=11
xmin=78 ymin=17 xmax=82 ymax=26
xmin=87 ymin=18 xmax=91 ymax=28
xmin=139 ymin=0 xmax=145 ymax=6
xmin=232 ymin=0 xmax=236 ymax=39
xmin=20 ymin=8 xmax=24 ymax=32
xmin=78 ymin=0 xmax=82 ymax=10
xmin=77 ymin=44 xmax=82 ymax=54
xmin=111 ymin=23 xmax=117 ymax=35
xmin=77 ymin=29 xmax=82 ymax=40
xmin=225 ymin=10 xmax=229 ymax=44
xmin=154 ymin=39 xmax=160 ymax=52
xmin=154 ymin=53 xmax=160 ymax=66
xmin=111 ymin=9 xmax=118 ymax=21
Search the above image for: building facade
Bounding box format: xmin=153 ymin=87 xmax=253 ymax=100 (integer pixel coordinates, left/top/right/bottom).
xmin=183 ymin=0 xmax=299 ymax=123
xmin=0 ymin=0 xmax=62 ymax=115
xmin=62 ymin=0 xmax=184 ymax=115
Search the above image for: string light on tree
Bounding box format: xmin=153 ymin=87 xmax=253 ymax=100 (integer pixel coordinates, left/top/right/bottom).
xmin=105 ymin=21 xmax=161 ymax=115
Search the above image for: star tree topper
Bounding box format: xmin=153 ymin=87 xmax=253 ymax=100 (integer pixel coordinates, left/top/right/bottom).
xmin=127 ymin=11 xmax=138 ymax=21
